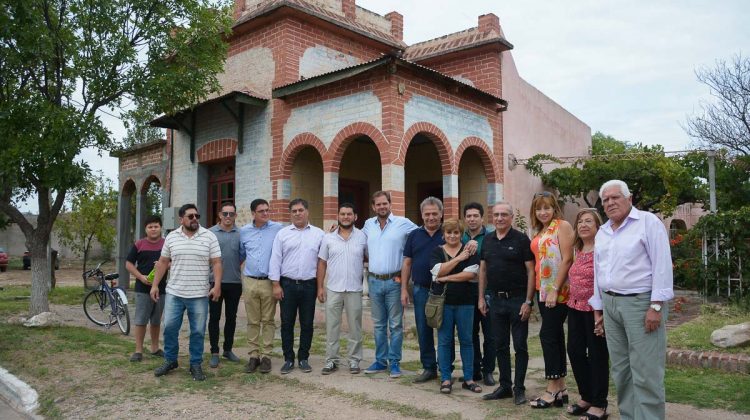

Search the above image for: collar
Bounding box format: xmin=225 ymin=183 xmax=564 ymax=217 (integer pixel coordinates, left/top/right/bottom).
xmin=290 ymin=223 xmax=310 ymax=231
xmin=419 ymin=224 xmax=442 ymax=236
xmin=465 ymin=226 xmax=487 ymax=238
xmin=372 ymin=213 xmax=395 ymax=225
xmin=179 ymin=225 xmax=206 ymax=238
xmin=211 ymin=224 xmax=237 ymax=233
xmin=603 ymin=206 xmax=639 ymax=232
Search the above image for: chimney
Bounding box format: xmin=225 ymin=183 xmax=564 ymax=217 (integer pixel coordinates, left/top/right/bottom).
xmin=385 ymin=11 xmax=403 ymax=41
xmin=233 ymin=0 xmax=245 ymax=20
xmin=342 ymin=0 xmax=356 ymax=20
xmin=478 ymin=13 xmax=500 ymax=34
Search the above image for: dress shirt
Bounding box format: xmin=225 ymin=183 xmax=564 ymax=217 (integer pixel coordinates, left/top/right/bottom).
xmin=269 ymin=223 xmax=325 ymax=281
xmin=240 ymin=220 xmax=283 ymax=277
xmin=209 ymin=224 xmax=245 ymax=284
xmin=362 ymin=213 xmax=417 ymax=275
xmin=589 ymin=206 xmax=674 ymax=310
xmin=318 ymin=227 xmax=368 ymax=292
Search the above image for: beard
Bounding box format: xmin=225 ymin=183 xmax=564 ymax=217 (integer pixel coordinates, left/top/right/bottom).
xmin=184 ymin=221 xmax=199 ymax=231
xmin=338 ymin=221 xmax=354 ymax=229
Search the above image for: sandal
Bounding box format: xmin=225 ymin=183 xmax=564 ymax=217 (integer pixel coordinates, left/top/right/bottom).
xmin=580 ymin=407 xmax=608 ymax=420
xmin=462 ymin=382 xmax=482 ymax=393
xmin=567 ymin=403 xmax=591 ymax=416
xmin=529 ymin=390 xmax=563 ymax=408
xmin=440 ymin=382 xmax=452 ymax=394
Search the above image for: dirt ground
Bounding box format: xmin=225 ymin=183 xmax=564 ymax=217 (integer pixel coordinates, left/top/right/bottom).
xmin=1 ymin=267 xmax=747 ymax=419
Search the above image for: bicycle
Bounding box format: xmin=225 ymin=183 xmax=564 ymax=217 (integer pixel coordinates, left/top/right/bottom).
xmin=82 ymin=261 xmax=130 ymax=335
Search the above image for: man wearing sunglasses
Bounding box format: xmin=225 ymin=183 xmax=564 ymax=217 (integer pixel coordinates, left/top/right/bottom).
xmin=207 ymin=202 xmax=246 ymax=368
xmin=150 ymin=203 xmax=223 ymax=381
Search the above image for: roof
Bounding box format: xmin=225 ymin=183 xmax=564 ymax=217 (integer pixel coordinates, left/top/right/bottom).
xmin=273 ymin=55 xmax=508 ymax=110
xmin=110 ymin=139 xmax=167 ymax=158
xmin=404 ymin=27 xmax=513 ymax=62
xmin=150 ymin=90 xmax=268 ymax=129
xmin=234 ymin=0 xmax=406 ymax=49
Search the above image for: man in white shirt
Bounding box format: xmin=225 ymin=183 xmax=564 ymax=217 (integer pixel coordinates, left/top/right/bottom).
xmin=589 ymin=180 xmax=674 ymax=420
xmin=316 ymin=203 xmax=368 ymax=375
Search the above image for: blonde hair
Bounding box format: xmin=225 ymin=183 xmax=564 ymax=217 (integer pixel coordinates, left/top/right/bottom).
xmin=441 ymin=218 xmax=464 ymax=234
xmin=530 ymin=193 xmax=563 ymax=233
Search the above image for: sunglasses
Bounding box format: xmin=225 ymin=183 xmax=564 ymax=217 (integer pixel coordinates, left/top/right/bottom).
xmin=185 ymin=213 xmax=200 ymax=220
xmin=221 ymin=211 xmax=236 ymax=217
xmin=534 ymin=191 xmax=553 ymax=198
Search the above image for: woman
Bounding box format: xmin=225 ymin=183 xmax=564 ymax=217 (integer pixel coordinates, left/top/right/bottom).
xmin=566 ymin=209 xmax=609 ymax=420
xmin=528 ymin=191 xmax=575 ymax=409
xmin=429 ymin=219 xmax=481 ymax=394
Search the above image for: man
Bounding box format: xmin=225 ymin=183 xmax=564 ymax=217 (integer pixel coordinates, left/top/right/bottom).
xmin=269 ymin=198 xmax=325 ymax=374
xmin=362 ymin=191 xmax=417 ymax=378
xmin=126 ymin=215 xmax=166 ymax=362
xmin=462 ymin=202 xmax=496 ymax=387
xmin=478 ymin=202 xmax=535 ymax=405
xmin=240 ymin=198 xmax=284 ymax=374
xmin=151 ymin=204 xmax=222 ymax=381
xmin=589 ymin=180 xmax=673 ymax=420
xmin=316 ymin=203 xmax=368 ymax=375
xmin=207 ymin=202 xmax=246 ymax=368
xmin=401 ymin=197 xmax=444 ymax=383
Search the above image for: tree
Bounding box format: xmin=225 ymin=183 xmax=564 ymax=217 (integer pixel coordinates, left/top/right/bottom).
xmin=56 ymin=173 xmax=118 ymax=273
xmin=677 ymin=150 xmax=750 ymax=211
xmin=526 ymin=132 xmax=702 ymax=217
xmin=0 ymin=0 xmax=232 ymax=315
xmin=685 ymin=54 xmax=750 ymax=156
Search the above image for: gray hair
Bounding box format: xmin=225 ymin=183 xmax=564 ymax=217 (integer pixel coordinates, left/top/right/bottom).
xmin=599 ymin=180 xmax=631 ymax=199
xmin=492 ymin=201 xmax=514 ymax=214
xmin=420 ymin=196 xmax=444 ymax=213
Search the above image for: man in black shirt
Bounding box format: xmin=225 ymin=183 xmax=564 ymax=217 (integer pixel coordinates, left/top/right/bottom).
xmin=478 ymin=202 xmax=535 ymax=405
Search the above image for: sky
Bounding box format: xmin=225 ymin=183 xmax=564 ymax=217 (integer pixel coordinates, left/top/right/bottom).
xmin=38 ymin=0 xmax=750 ymax=211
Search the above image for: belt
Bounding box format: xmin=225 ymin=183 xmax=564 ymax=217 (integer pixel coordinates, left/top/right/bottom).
xmin=246 ymin=275 xmax=269 ymax=280
xmin=488 ymin=289 xmax=526 ymax=299
xmin=604 ymin=290 xmax=640 ymax=297
xmin=369 ymin=271 xmax=400 ymax=280
xmin=281 ymin=276 xmax=315 ymax=285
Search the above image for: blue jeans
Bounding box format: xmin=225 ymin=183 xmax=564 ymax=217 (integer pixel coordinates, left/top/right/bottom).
xmin=163 ymin=293 xmax=209 ymax=366
xmin=413 ymin=284 xmax=437 ymax=371
xmin=368 ymin=277 xmax=403 ymax=365
xmin=438 ymin=304 xmax=474 ymax=382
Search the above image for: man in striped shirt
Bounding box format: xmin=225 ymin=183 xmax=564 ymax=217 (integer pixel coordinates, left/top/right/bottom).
xmin=150 ymin=203 xmax=223 ymax=381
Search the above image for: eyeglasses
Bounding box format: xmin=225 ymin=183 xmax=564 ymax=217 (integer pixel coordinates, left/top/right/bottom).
xmin=221 ymin=211 xmax=236 ymax=217
xmin=185 ymin=213 xmax=200 ymax=220
xmin=534 ymin=191 xmax=553 ymax=198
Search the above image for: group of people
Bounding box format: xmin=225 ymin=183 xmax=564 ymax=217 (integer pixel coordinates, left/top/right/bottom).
xmin=124 ymin=179 xmax=673 ymax=420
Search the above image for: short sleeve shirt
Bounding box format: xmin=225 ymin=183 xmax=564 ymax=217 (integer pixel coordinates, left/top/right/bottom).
xmin=481 ymin=228 xmax=534 ymax=292
xmin=162 ymin=226 xmax=221 ymax=298
xmin=403 ymin=227 xmax=445 ymax=287
xmin=318 ymin=228 xmax=368 ymax=292
xmin=126 ymin=238 xmax=166 ymax=294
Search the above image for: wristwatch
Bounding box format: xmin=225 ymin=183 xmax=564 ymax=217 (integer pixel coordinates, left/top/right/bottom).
xmin=524 ymin=300 xmax=533 ymax=307
xmin=649 ymin=303 xmax=662 ymax=312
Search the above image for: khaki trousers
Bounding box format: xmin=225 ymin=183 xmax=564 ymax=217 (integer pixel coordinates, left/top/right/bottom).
xmin=325 ymin=289 xmax=363 ymax=364
xmin=243 ymin=276 xmax=276 ymax=358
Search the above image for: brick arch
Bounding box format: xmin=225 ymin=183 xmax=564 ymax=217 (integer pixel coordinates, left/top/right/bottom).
xmin=324 ymin=122 xmax=389 ymax=172
xmin=120 ymin=178 xmax=136 ymax=196
xmin=279 ymin=133 xmax=327 ymax=178
xmin=196 ymin=138 xmax=237 ymax=163
xmin=139 ymin=173 xmax=163 ymax=195
xmin=397 ymin=122 xmax=454 ymax=176
xmin=455 ymin=137 xmax=499 ymax=183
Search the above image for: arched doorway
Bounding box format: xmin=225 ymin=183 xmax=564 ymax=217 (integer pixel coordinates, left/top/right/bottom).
xmin=290 ymin=146 xmax=324 ymax=228
xmin=117 ymin=179 xmax=137 ymax=288
xmin=339 ymin=136 xmax=382 ymax=228
xmin=404 ymin=134 xmax=443 ymax=224
xmin=458 ymin=147 xmax=489 ymax=214
xmin=138 ymin=176 xmax=163 ymax=238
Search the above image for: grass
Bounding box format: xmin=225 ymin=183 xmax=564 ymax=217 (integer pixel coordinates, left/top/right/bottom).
xmin=668 ymin=304 xmax=750 ymax=355
xmin=0 ymin=285 xmax=87 ymax=315
xmin=666 ymin=366 xmax=750 ymax=413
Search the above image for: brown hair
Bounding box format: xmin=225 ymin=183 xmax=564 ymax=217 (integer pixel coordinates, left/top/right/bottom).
xmin=441 ymin=218 xmax=464 ymax=234
xmin=530 ymin=193 xmax=564 ymax=233
xmin=573 ymin=209 xmax=603 ymax=251
xmin=371 ymin=190 xmax=391 ymax=204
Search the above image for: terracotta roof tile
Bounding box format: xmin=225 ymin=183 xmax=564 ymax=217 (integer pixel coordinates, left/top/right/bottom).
xmin=404 ymin=27 xmax=512 ymax=61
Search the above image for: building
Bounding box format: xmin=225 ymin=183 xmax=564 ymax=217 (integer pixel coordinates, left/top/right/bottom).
xmin=113 ymin=0 xmax=590 ymax=283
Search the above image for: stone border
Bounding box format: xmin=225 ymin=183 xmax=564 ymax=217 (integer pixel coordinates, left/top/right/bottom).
xmin=0 ymin=366 xmax=38 ymax=416
xmin=667 ymin=349 xmax=750 ymax=373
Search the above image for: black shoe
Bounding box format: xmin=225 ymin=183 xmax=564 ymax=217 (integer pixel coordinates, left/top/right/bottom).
xmin=129 ymin=352 xmax=143 ymax=362
xmin=413 ymin=369 xmax=438 ymax=383
xmin=154 ymin=360 xmax=178 ymax=377
xmin=150 ymin=349 xmax=164 ymax=357
xmin=259 ymin=357 xmax=272 ymax=374
xmin=483 ymin=372 xmax=496 ymax=387
xmin=245 ymin=357 xmax=260 ymax=374
xmin=223 ymin=351 xmax=241 ymax=362
xmin=482 ymin=386 xmax=513 ymax=401
xmin=514 ymin=390 xmax=527 ymax=405
xmin=190 ymin=364 xmax=206 ymax=381
xmin=280 ymin=360 xmax=294 ymax=374
xmin=299 ymin=360 xmax=312 ymax=373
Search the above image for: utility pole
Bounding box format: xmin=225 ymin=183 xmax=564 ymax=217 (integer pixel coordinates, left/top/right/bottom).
xmin=707 ymin=149 xmax=717 ymax=213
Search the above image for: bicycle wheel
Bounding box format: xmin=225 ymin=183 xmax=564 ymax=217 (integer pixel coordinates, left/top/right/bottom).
xmin=114 ymin=295 xmax=131 ymax=335
xmin=83 ymin=289 xmax=113 ymax=326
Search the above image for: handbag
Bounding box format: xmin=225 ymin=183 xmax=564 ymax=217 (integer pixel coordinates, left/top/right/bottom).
xmin=425 ymin=248 xmax=450 ymax=329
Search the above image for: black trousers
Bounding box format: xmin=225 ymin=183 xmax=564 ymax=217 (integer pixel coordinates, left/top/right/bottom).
xmin=537 ymin=293 xmax=568 ymax=379
xmin=489 ymin=294 xmax=528 ymax=392
xmin=472 ymin=299 xmax=496 ymax=378
xmin=208 ymin=282 xmax=243 ymax=354
xmin=280 ymin=278 xmax=317 ymax=362
xmin=567 ymin=308 xmax=609 ymax=408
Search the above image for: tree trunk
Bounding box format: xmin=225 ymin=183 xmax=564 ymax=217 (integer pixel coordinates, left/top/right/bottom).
xmin=29 ymin=238 xmax=51 ymax=315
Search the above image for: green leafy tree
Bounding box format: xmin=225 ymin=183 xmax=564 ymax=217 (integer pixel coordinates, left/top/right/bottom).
xmin=0 ymin=0 xmax=232 ymax=315
xmin=677 ymin=150 xmax=750 ymax=211
xmin=55 ymin=173 xmax=118 ymax=273
xmin=526 ymin=132 xmax=702 ymax=217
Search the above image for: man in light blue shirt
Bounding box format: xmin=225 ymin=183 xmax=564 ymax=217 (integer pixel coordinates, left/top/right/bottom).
xmin=239 ymin=199 xmax=283 ymax=375
xmin=361 ymin=191 xmax=417 ymax=378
